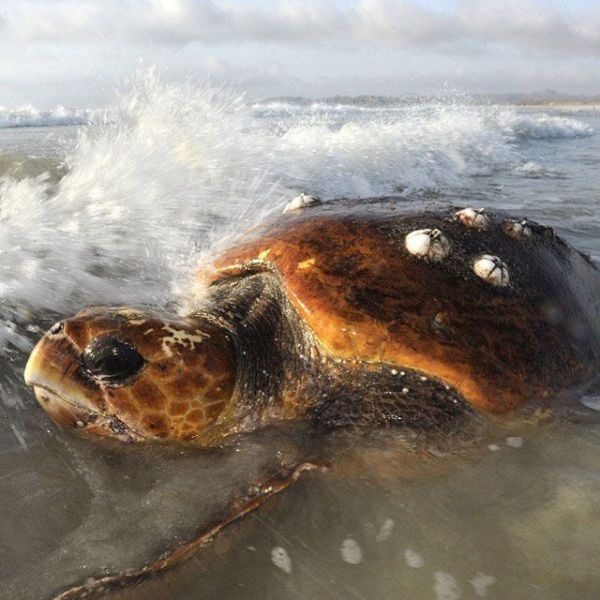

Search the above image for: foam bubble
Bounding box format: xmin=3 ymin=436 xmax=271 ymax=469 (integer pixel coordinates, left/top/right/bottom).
xmin=433 ymin=571 xmax=462 ymax=600
xmin=506 ymin=437 xmax=524 ymax=448
xmin=404 ymin=548 xmax=425 ymax=568
xmin=515 ymin=161 xmax=564 ymax=179
xmin=375 ymin=518 xmax=395 ymax=542
xmin=340 ymin=537 xmax=363 ymax=564
xmin=271 ymin=546 xmax=292 ymax=574
xmin=470 ymin=572 xmax=497 ymax=598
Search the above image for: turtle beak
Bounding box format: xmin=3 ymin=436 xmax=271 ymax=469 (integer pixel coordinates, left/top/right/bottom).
xmin=25 ymin=331 xmax=145 ymax=442
xmin=25 ymin=332 xmax=98 ymax=428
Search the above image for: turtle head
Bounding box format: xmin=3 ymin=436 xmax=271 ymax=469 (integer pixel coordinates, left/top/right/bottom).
xmin=24 ymin=307 xmax=235 ymax=444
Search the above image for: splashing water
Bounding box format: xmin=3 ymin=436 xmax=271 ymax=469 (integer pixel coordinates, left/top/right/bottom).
xmin=1 ymin=71 xmax=600 ymax=600
xmin=1 ymin=72 xmax=596 ymax=352
xmin=0 ymin=72 xmax=279 ymax=350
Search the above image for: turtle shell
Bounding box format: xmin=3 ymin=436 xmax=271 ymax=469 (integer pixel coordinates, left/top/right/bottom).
xmin=201 ymin=198 xmax=600 ymax=414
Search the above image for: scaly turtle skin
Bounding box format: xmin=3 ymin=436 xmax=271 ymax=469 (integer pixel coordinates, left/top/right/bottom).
xmin=24 ymin=198 xmax=600 ymax=446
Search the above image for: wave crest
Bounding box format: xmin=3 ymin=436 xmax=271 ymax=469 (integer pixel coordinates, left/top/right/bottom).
xmin=0 ymin=105 xmax=110 ymax=129
xmin=499 ymin=114 xmax=594 ymax=140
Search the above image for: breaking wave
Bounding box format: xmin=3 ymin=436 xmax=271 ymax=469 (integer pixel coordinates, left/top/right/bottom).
xmin=0 ymin=105 xmax=111 ymax=129
xmin=498 ymin=114 xmax=594 ymax=140
xmin=253 ymin=98 xmax=595 ymax=140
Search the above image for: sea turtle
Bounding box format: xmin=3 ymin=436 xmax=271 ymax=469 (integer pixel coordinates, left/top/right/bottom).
xmin=25 ymin=197 xmax=600 ymax=445
xmin=23 ymin=196 xmax=600 ymax=598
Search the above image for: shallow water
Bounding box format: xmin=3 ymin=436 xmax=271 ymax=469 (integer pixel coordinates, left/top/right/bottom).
xmin=109 ymin=421 xmax=600 ymax=600
xmin=1 ymin=74 xmax=600 ymax=599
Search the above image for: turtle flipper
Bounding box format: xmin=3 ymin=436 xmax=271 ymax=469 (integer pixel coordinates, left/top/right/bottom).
xmin=52 ymin=462 xmax=323 ymax=600
xmin=308 ymin=362 xmax=480 ymax=435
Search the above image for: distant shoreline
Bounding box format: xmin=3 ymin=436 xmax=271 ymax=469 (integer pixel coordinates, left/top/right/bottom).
xmin=255 ymin=94 xmax=600 ymax=110
xmin=509 ymin=101 xmax=600 ymax=109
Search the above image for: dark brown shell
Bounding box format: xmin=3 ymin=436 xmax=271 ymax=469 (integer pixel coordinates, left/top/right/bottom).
xmin=202 ymin=198 xmax=600 ymax=414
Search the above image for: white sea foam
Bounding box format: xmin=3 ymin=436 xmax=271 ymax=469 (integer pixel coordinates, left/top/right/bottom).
xmin=375 ymin=518 xmax=394 ymax=542
xmin=580 ymin=394 xmax=600 ymax=411
xmin=433 ymin=571 xmax=462 ymax=600
xmin=0 ymin=105 xmax=111 ymax=129
xmin=497 ymin=114 xmax=594 ymax=140
xmin=404 ymin=548 xmax=425 ymax=568
xmin=0 ymin=71 xmax=274 ymax=350
xmin=506 ymin=436 xmax=524 ymax=448
xmin=470 ymin=572 xmax=497 ymax=598
xmin=252 ymin=99 xmax=413 ymax=115
xmin=271 ymin=546 xmax=292 ymax=573
xmin=340 ymin=537 xmax=363 ymax=564
xmin=515 ymin=161 xmax=564 ymax=179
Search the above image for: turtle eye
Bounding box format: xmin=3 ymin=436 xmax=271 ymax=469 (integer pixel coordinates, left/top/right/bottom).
xmin=82 ymin=335 xmax=146 ymax=386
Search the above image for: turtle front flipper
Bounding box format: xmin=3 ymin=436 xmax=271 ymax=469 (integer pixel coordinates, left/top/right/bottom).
xmin=52 ymin=461 xmax=322 ymax=600
xmin=307 ymin=360 xmax=482 ymax=437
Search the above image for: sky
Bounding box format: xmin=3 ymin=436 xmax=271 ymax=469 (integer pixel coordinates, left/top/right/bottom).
xmin=1 ymin=0 xmax=600 ymax=108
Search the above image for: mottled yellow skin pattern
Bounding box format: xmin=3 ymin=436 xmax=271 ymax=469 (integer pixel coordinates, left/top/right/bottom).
xmin=25 ymin=308 xmax=234 ymax=443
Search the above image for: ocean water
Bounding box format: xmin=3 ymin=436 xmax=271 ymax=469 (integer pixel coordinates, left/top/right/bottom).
xmin=1 ymin=73 xmax=600 ymax=599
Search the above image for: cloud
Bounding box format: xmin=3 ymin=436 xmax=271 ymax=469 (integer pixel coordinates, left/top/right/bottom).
xmin=457 ymin=0 xmax=600 ymax=53
xmin=351 ymin=0 xmax=464 ymax=47
xmin=4 ymin=0 xmax=600 ymax=56
xmin=1 ymin=0 xmax=600 ymax=107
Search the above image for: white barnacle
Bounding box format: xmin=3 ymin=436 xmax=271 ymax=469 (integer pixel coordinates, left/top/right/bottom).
xmin=502 ymin=218 xmax=532 ymax=240
xmin=404 ymin=228 xmax=450 ymax=262
xmin=283 ymin=193 xmax=321 ymax=213
xmin=454 ymin=207 xmax=490 ymax=230
xmin=473 ymin=255 xmax=510 ymax=287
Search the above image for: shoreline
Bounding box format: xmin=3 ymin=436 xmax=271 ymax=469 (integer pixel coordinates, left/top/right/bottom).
xmin=508 ymin=102 xmax=600 ymax=110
